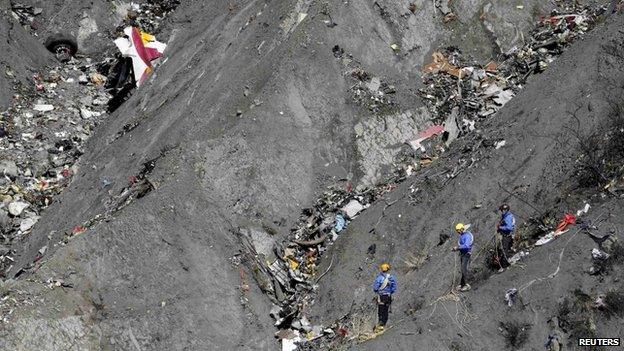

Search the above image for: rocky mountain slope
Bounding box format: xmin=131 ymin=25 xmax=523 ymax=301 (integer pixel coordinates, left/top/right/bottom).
xmin=0 ymin=0 xmax=622 ymax=350
xmin=310 ymin=15 xmax=624 ymax=351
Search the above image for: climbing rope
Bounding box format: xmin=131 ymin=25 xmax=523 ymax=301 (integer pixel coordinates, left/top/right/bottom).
xmin=518 ymin=211 xmax=606 ymax=294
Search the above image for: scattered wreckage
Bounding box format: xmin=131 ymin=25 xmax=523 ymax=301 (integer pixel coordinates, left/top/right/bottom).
xmin=237 ymin=182 xmax=405 ymax=349
xmin=234 ymin=3 xmax=619 ymax=350
xmin=0 ymin=4 xmax=171 ymax=279
xmin=44 ymin=33 xmax=78 ymax=63
xmin=0 ymin=61 xmax=111 ymax=277
xmin=418 ymin=4 xmax=604 ymax=137
xmin=104 ymin=26 xmax=167 ymax=111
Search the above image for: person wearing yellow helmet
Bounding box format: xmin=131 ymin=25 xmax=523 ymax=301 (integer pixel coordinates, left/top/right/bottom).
xmin=452 ymin=223 xmax=473 ymax=292
xmin=372 ymin=262 xmax=397 ymax=332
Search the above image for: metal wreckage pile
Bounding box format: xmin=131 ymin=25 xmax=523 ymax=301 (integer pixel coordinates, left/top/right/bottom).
xmin=236 ymin=3 xmax=615 ymax=351
xmin=419 ymin=3 xmax=608 ymax=133
xmin=237 ymin=183 xmax=400 ymax=350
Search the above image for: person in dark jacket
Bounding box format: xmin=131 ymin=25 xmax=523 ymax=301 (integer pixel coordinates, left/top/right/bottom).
xmin=497 ymin=204 xmax=516 ymax=272
xmin=372 ymin=263 xmax=397 ymax=332
xmin=545 ymin=317 xmax=564 ymax=351
xmin=452 ymin=223 xmax=473 ymax=292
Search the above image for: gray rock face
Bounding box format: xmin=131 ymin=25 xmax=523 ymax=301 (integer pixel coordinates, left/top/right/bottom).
xmin=0 ymin=1 xmax=52 ymax=110
xmin=0 ymin=209 xmax=10 ymax=229
xmin=1 ymin=1 xmax=622 ymax=351
xmin=19 ymin=216 xmax=39 ymax=232
xmin=0 ymin=160 xmax=18 ymax=179
xmin=311 ymin=15 xmax=624 ymax=351
xmin=8 ymin=201 xmax=29 ymax=217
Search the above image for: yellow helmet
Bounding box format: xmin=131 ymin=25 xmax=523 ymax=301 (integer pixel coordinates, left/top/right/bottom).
xmin=380 ymin=263 xmax=391 ymax=272
xmin=455 ymin=223 xmax=465 ymax=231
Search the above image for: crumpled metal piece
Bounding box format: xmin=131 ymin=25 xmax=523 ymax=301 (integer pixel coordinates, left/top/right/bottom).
xmin=505 ymin=288 xmax=518 ymax=307
xmin=591 ymin=248 xmax=609 ymax=260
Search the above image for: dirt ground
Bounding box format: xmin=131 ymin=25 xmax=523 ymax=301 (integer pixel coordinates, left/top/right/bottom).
xmin=0 ymin=0 xmax=623 ymax=350
xmin=310 ymin=14 xmax=624 ymax=351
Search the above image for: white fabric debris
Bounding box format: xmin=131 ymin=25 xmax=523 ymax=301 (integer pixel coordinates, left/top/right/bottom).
xmin=33 ymin=104 xmax=54 ymax=112
xmin=576 ymin=203 xmax=590 ymax=216
xmin=535 ymin=232 xmax=555 ymax=246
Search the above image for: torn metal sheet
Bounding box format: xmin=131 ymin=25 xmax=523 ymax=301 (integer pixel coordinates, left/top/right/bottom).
xmin=408 ymin=124 xmax=444 ymax=151
xmin=269 ymin=260 xmax=293 ymax=292
xmin=591 ymin=248 xmax=609 ymax=260
xmin=493 ymin=90 xmax=514 ymax=106
xmin=423 ymin=52 xmax=463 ymax=78
xmin=505 ymin=288 xmax=518 ymax=307
xmin=342 ymin=200 xmax=365 ymax=219
xmin=443 ymin=107 xmax=460 ymax=146
xmin=508 ymin=251 xmax=528 ymax=265
xmin=462 ymin=119 xmax=475 ymax=131
xmin=114 ymin=27 xmax=166 ymax=87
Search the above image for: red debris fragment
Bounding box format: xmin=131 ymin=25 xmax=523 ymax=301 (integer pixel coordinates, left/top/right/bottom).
xmin=554 ymin=213 xmax=576 ymax=234
xmin=484 ymin=61 xmax=498 ymax=72
xmin=417 ymin=125 xmax=444 ymax=139
xmin=61 ymin=168 xmax=71 ymax=178
xmin=72 ymin=225 xmax=86 ymax=235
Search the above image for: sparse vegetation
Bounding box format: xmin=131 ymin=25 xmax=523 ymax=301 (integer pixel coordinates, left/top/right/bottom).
xmin=449 ymin=340 xmax=467 ymax=351
xmin=486 ymin=251 xmax=500 ymax=271
xmin=401 ymin=249 xmax=429 ymax=273
xmin=404 ymin=295 xmax=425 ymax=318
xmin=261 ymin=222 xmax=278 ymax=236
xmin=499 ymin=320 xmax=531 ymax=349
xmin=569 ymin=94 xmax=624 ymax=190
xmin=603 ymin=288 xmax=624 ymax=318
xmin=514 ymin=220 xmax=548 ymax=246
xmin=607 ymin=240 xmax=624 ymax=264
xmin=558 ymin=291 xmax=598 ymax=346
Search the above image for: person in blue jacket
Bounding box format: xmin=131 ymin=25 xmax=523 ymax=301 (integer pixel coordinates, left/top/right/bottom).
xmin=497 ymin=204 xmax=516 ymax=272
xmin=452 ymin=223 xmax=473 ymax=292
xmin=372 ymin=263 xmax=397 ymax=332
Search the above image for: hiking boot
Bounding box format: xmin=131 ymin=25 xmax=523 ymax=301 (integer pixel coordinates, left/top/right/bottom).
xmin=460 ymin=284 xmax=471 ymax=292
